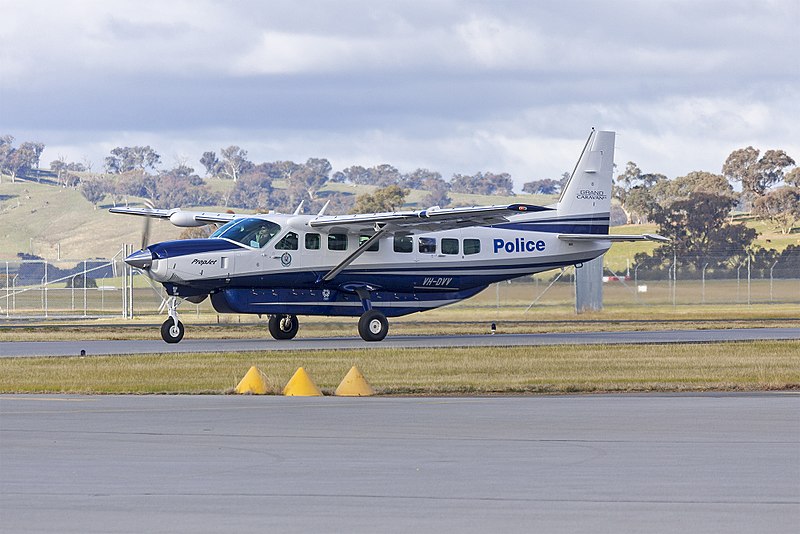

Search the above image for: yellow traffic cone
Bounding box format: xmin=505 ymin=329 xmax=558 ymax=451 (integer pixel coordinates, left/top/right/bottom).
xmin=335 ymin=366 xmax=375 ymax=396
xmin=283 ymin=367 xmax=323 ymax=396
xmin=235 ymin=366 xmax=269 ymax=395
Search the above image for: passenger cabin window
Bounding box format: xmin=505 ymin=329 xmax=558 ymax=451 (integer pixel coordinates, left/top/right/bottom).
xmin=328 ymin=233 xmax=348 ymax=251
xmin=393 ymin=235 xmax=413 ymax=253
xmin=210 ymin=218 xmax=281 ymax=249
xmin=418 ymin=237 xmax=436 ymax=254
xmin=305 ymin=233 xmax=321 ymax=250
xmin=359 ymin=235 xmax=380 ymax=252
xmin=441 ymin=238 xmax=459 ymax=255
xmin=464 ymin=238 xmax=481 ymax=255
xmin=275 ymin=232 xmax=299 ymax=250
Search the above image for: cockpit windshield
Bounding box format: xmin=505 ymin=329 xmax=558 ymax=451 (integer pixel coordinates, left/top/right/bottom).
xmin=210 ymin=218 xmax=281 ymax=248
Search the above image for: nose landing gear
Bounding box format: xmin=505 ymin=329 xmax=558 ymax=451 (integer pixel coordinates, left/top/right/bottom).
xmin=160 ymin=297 xmax=185 ymax=343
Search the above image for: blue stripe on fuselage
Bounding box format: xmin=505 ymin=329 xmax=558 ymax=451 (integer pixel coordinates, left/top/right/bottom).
xmin=149 ymin=238 xmax=244 ymax=260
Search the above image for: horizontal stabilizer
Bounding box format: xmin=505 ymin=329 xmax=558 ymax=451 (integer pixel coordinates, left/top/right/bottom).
xmin=558 ymin=233 xmax=669 ymax=243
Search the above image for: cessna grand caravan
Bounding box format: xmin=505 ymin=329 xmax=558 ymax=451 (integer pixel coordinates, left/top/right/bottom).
xmin=111 ymin=130 xmax=666 ymax=343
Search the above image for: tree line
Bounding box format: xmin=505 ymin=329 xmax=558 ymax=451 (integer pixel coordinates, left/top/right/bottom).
xmin=1 ymin=134 xmax=797 ymax=276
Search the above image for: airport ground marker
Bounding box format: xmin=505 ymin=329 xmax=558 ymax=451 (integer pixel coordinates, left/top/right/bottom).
xmin=335 ymin=366 xmax=375 ymax=396
xmin=283 ymin=367 xmax=323 ymax=396
xmin=234 ymin=366 xmax=269 ymax=394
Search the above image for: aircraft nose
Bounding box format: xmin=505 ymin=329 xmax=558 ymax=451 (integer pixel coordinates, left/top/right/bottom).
xmin=125 ymin=248 xmax=153 ymax=269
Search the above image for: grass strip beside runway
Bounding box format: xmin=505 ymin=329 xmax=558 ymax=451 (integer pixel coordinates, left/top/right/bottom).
xmin=0 ymin=340 xmax=798 ymax=394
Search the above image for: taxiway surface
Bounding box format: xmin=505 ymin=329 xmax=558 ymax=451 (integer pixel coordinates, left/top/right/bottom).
xmin=1 ymin=393 xmax=798 ymax=533
xmin=1 ymin=327 xmax=798 ymax=357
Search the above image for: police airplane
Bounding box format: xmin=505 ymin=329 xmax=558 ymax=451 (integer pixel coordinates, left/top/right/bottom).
xmin=111 ymin=130 xmax=666 ymax=343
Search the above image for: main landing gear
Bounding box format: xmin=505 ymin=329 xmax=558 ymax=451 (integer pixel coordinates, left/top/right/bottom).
xmin=358 ymin=309 xmax=389 ymax=342
xmin=160 ymin=297 xmax=184 ymax=343
xmin=355 ymin=288 xmax=388 ymax=342
xmin=268 ymin=314 xmax=299 ymax=340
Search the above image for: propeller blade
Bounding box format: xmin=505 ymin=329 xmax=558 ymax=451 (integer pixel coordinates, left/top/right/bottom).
xmin=141 ymin=199 xmax=155 ymax=250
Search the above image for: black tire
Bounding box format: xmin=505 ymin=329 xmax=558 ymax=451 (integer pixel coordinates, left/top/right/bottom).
xmin=161 ymin=319 xmax=185 ymax=343
xmin=358 ymin=310 xmax=389 ymax=342
xmin=268 ymin=314 xmax=299 ymax=340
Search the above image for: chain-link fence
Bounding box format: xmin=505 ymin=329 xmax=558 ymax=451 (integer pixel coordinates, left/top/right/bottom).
xmin=1 ymin=248 xmax=798 ymax=319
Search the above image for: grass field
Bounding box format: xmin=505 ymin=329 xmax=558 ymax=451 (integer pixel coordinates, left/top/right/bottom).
xmin=0 ymin=341 xmax=797 ymax=394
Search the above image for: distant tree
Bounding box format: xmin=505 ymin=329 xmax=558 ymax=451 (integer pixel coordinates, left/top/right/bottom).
xmin=51 ymin=157 xmax=87 ymax=187
xmin=351 ymin=185 xmax=408 ymax=213
xmin=113 ymin=170 xmax=158 ymax=203
xmin=636 ymin=172 xmax=755 ymax=272
xmin=287 ymin=157 xmax=331 ymax=201
xmin=2 ymin=141 xmax=45 ymax=182
xmin=450 ymin=171 xmax=514 ymax=196
xmin=218 ymin=145 xmax=253 ymax=182
xmin=154 ymin=165 xmax=219 ymax=209
xmin=422 ymin=179 xmax=452 ymax=208
xmin=199 ymin=151 xmax=222 ymax=177
xmin=402 ymin=168 xmax=442 ymax=189
xmin=558 ymin=171 xmax=571 ymax=192
xmin=612 ymin=161 xmax=666 ymax=224
xmin=784 ymin=167 xmax=800 ymax=187
xmin=179 ymin=225 xmax=215 ymax=240
xmin=228 ymin=170 xmax=275 ymax=210
xmin=722 ymin=146 xmax=795 ymax=204
xmin=522 ymin=178 xmax=560 ymax=195
xmin=79 ymin=177 xmax=107 ymax=208
xmin=753 ymin=186 xmax=800 ymax=234
xmin=104 ymin=146 xmax=161 ymax=174
xmin=333 ymin=165 xmax=370 ymax=184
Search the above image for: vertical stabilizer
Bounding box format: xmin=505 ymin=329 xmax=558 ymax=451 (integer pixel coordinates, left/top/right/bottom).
xmin=558 ymin=130 xmax=615 ymax=218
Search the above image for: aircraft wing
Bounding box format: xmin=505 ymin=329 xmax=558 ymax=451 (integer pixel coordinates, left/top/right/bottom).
xmin=109 ymin=207 xmax=238 ymax=227
xmin=558 ymin=233 xmax=669 ymax=243
xmin=309 ymin=203 xmax=552 ymax=233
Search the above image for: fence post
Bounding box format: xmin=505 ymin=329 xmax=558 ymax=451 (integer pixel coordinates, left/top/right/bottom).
xmin=770 ymin=261 xmax=778 ymax=303
xmin=747 ymin=255 xmax=751 ymax=306
xmin=634 ymin=264 xmax=640 ymax=303
xmin=43 ymin=260 xmax=48 ymax=318
xmin=83 ymin=260 xmax=87 ymax=317
xmin=736 ymin=264 xmax=742 ymax=302
xmin=701 ymin=262 xmax=709 ymax=305
xmin=121 ymin=245 xmax=127 ymax=318
xmin=5 ymin=262 xmax=8 ymax=317
xmin=672 ymin=252 xmax=677 ymax=307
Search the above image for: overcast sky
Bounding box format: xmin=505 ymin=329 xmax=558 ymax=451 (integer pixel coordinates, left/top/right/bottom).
xmin=1 ymin=0 xmax=798 ymax=189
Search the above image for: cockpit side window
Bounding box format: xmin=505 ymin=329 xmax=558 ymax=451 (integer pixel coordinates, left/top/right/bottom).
xmin=275 ymin=232 xmax=299 ymax=250
xmin=210 ymin=218 xmax=281 ymax=248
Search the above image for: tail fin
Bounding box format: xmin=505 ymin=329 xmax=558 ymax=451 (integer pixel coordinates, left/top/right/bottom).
xmin=558 ymin=129 xmax=614 ymax=218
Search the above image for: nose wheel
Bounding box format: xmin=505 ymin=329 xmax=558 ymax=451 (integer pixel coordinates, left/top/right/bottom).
xmin=160 ymin=296 xmax=184 ymax=343
xmin=160 ymin=318 xmax=185 ymax=343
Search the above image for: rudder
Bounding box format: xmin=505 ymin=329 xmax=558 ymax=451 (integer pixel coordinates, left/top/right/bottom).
xmin=557 ymin=129 xmax=615 ymax=218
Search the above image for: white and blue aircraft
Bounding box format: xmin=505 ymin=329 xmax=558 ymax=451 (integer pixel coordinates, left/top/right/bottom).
xmin=111 ymin=129 xmax=666 ymax=343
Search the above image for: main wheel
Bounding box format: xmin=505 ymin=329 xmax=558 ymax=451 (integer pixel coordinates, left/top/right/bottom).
xmin=161 ymin=319 xmax=185 ymax=343
xmin=358 ymin=310 xmax=388 ymax=342
xmin=268 ymin=314 xmax=299 ymax=340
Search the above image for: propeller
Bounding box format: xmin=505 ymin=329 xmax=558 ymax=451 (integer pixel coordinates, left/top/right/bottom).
xmin=141 ymin=199 xmax=155 ymax=250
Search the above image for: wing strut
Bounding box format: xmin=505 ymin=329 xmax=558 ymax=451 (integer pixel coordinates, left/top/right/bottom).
xmin=321 ymin=226 xmax=389 ymax=282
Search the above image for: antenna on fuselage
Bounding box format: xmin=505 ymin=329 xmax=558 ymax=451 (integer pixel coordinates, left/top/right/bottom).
xmin=292 ymin=201 xmax=305 ymax=216
xmin=316 ymin=200 xmax=331 ymax=217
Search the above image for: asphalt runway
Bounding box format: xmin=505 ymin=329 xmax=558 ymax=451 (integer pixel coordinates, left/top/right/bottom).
xmin=1 ymin=327 xmax=798 ymax=357
xmin=1 ymin=393 xmax=798 ymax=533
